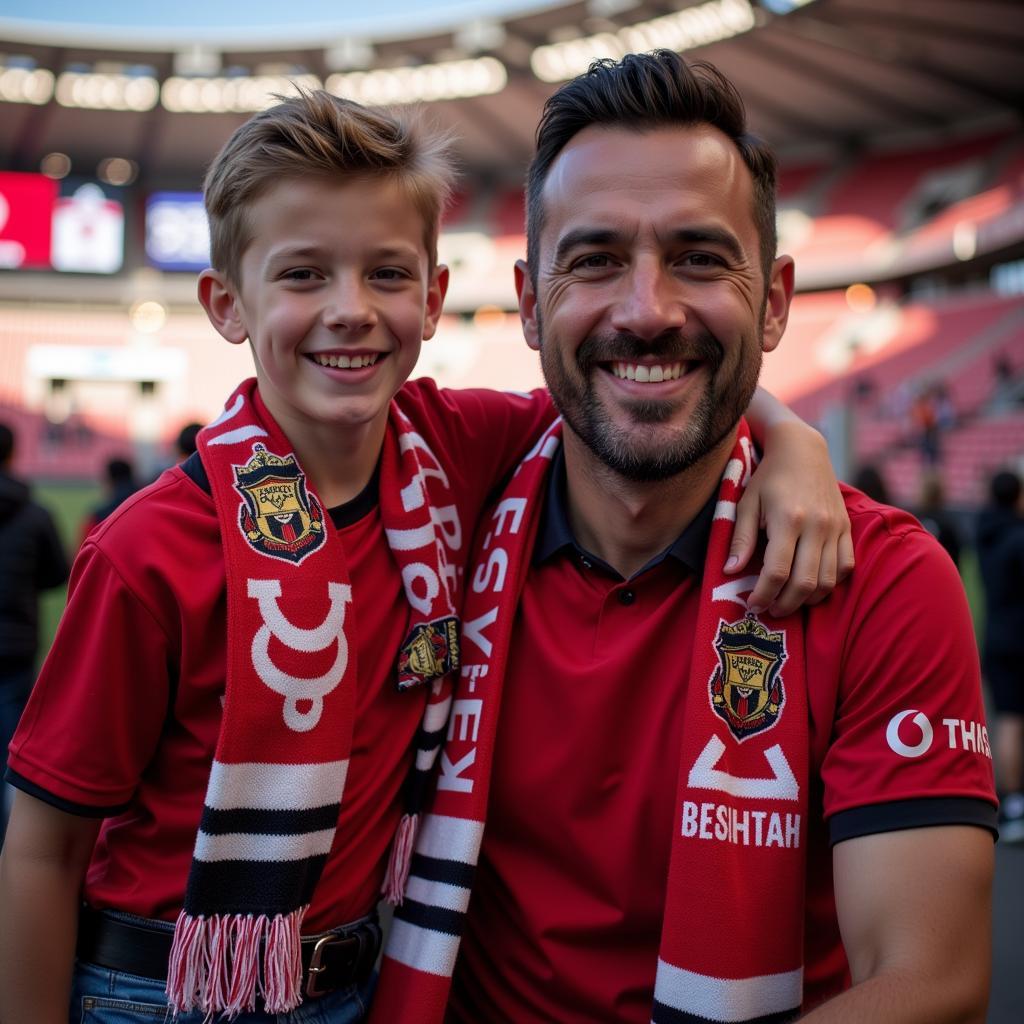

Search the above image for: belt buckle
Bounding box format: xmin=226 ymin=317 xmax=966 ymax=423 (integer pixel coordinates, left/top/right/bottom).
xmin=305 ymin=930 xmax=362 ymax=999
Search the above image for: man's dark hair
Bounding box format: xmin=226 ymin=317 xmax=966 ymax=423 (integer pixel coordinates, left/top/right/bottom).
xmin=526 ymin=50 xmax=778 ymax=285
xmin=0 ymin=423 xmax=12 ymax=465
xmin=990 ymin=469 xmax=1021 ymax=509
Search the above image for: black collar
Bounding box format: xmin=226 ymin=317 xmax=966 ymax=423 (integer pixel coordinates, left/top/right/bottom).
xmin=533 ymin=446 xmax=717 ymax=581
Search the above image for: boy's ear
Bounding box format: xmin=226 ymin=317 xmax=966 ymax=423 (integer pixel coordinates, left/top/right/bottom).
xmin=421 ymin=263 xmax=449 ymax=341
xmin=197 ymin=268 xmax=248 ymax=345
xmin=514 ymin=259 xmax=540 ymax=351
xmin=761 ymin=255 xmax=794 ymax=355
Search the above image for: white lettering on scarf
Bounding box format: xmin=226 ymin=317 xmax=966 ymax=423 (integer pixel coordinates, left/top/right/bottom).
xmin=247 ymin=579 xmax=353 ymax=732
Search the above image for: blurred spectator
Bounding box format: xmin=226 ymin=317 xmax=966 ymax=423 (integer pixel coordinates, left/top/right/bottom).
xmin=910 ymin=386 xmax=941 ymax=466
xmin=0 ymin=422 xmax=70 ymax=842
xmin=851 ymin=464 xmax=892 ymax=505
xmin=915 ymin=472 xmax=961 ymax=569
xmin=78 ymin=457 xmax=139 ymax=546
xmin=175 ymin=421 xmax=203 ymax=462
xmin=976 ymin=469 xmax=1024 ymax=843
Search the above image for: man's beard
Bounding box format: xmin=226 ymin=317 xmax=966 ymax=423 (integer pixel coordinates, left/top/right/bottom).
xmin=539 ymin=323 xmax=761 ymax=482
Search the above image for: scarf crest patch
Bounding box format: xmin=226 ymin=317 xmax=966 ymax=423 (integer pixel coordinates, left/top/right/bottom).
xmin=710 ymin=615 xmax=787 ymax=742
xmin=233 ymin=443 xmax=325 ymax=563
xmin=166 ymin=379 xmax=461 ymax=1018
xmin=368 ymin=420 xmax=809 ymax=1024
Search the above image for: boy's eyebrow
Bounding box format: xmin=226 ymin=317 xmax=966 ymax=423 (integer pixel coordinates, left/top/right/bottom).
xmin=265 ymin=242 xmax=423 ymax=262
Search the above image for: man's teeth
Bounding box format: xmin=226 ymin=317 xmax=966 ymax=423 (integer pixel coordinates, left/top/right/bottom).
xmin=611 ymin=362 xmax=684 ymax=383
xmin=311 ymin=353 xmax=380 ymax=369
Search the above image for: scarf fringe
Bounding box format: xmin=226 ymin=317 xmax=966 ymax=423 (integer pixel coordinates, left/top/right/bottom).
xmin=382 ymin=812 xmax=419 ymax=905
xmin=166 ymin=908 xmax=305 ymax=1018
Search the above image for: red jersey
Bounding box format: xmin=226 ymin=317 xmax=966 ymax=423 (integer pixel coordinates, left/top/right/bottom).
xmin=449 ymin=482 xmax=996 ymax=1022
xmin=8 ymin=379 xmax=554 ymax=932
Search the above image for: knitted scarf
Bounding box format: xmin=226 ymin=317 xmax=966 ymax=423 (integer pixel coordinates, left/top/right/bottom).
xmin=166 ymin=378 xmax=459 ymax=1018
xmin=369 ymin=419 xmax=810 ymax=1024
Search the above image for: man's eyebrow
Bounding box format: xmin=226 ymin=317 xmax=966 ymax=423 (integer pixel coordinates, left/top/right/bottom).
xmin=670 ymin=227 xmax=746 ymax=264
xmin=552 ymin=227 xmax=624 ymax=264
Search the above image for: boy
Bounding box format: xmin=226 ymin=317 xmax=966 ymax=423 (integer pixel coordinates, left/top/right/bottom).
xmin=0 ymin=91 xmax=848 ymax=1023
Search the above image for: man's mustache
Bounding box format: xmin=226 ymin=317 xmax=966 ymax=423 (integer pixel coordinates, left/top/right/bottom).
xmin=576 ymin=331 xmax=724 ymax=373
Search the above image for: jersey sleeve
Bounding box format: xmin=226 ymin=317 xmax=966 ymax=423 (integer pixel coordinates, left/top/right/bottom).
xmin=6 ymin=541 xmax=173 ymax=816
xmin=425 ymin=383 xmax=556 ymax=492
xmin=820 ymin=517 xmax=997 ymax=844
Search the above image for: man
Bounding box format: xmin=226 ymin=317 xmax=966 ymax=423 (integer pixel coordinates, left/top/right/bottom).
xmin=371 ymin=52 xmax=996 ymax=1023
xmin=0 ymin=422 xmax=69 ymax=843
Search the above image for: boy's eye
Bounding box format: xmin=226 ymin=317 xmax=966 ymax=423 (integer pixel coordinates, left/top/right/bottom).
xmin=282 ymin=268 xmax=318 ymax=282
xmin=371 ymin=267 xmax=411 ymax=281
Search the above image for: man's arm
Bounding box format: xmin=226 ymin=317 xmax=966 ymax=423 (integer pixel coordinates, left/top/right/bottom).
xmin=737 ymin=386 xmax=854 ymax=616
xmin=0 ymin=790 xmax=102 ymax=1024
xmin=801 ymin=826 xmax=994 ymax=1023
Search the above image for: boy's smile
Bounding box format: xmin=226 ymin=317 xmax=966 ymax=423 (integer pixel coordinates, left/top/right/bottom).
xmin=202 ymin=175 xmax=447 ymax=472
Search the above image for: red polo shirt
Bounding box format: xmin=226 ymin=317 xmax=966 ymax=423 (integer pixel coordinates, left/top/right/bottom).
xmin=448 ymin=462 xmax=996 ymax=1023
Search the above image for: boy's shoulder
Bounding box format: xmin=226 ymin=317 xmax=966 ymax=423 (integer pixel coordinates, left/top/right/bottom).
xmin=396 ymin=377 xmax=551 ymax=431
xmin=85 ymin=460 xmax=218 ymax=577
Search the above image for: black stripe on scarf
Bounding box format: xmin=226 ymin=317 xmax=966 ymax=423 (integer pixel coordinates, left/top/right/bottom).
xmin=652 ymin=1001 xmax=799 ymax=1024
xmin=183 ymin=855 xmax=328 ymax=915
xmin=393 ymin=898 xmax=464 ymax=936
xmin=199 ymin=804 xmax=341 ymax=836
xmin=409 ymin=852 xmax=476 ymax=888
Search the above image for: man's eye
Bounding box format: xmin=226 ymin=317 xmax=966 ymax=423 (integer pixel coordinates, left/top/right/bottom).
xmin=682 ymin=253 xmax=722 ymax=268
xmin=575 ymin=254 xmax=612 ymax=270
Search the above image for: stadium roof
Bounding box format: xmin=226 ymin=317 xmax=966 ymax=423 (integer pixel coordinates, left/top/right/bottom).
xmin=0 ymin=0 xmax=1021 ymax=185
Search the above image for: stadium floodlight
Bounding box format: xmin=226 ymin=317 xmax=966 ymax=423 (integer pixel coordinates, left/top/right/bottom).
xmin=55 ymin=70 xmax=159 ymax=112
xmin=0 ymin=65 xmax=54 ymax=105
xmin=327 ymin=57 xmax=507 ymax=106
xmin=531 ymin=0 xmax=757 ymax=83
xmin=161 ymin=73 xmax=322 ymax=114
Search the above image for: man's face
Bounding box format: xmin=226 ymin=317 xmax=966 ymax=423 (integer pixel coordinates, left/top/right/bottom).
xmin=517 ymin=125 xmax=791 ymax=481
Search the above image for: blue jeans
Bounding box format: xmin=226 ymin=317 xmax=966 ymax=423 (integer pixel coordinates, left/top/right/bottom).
xmin=70 ymin=958 xmax=377 ymax=1023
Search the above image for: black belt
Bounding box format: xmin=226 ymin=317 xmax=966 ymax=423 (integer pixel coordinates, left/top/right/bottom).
xmin=76 ymin=905 xmax=381 ymax=1000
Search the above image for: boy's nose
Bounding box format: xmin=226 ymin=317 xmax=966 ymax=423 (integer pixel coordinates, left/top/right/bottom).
xmin=609 ymin=263 xmax=687 ymax=342
xmin=322 ymin=280 xmax=378 ymax=332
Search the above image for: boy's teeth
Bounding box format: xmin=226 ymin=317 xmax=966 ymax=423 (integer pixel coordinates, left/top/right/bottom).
xmin=313 ymin=353 xmax=379 ymax=369
xmin=611 ymin=361 xmax=683 ymax=383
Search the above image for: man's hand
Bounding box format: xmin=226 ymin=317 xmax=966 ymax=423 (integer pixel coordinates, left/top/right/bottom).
xmin=731 ymin=408 xmax=854 ymax=617
xmin=801 ymin=826 xmax=994 ymax=1023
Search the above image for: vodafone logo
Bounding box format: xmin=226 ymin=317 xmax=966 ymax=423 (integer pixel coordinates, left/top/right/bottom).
xmin=886 ymin=710 xmax=934 ymax=758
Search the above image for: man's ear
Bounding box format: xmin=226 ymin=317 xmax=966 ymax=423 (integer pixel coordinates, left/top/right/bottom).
xmin=198 ymin=268 xmax=248 ymax=345
xmin=761 ymin=255 xmax=795 ymax=354
xmin=421 ymin=263 xmax=449 ymax=341
xmin=514 ymin=259 xmax=541 ymax=351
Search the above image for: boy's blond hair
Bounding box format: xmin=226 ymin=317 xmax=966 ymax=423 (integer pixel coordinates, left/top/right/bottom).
xmin=204 ymin=89 xmax=456 ymax=284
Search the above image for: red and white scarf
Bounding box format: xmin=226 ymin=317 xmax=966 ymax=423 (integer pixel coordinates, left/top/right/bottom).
xmin=370 ymin=419 xmax=809 ymax=1024
xmin=167 ymin=378 xmax=459 ymax=1018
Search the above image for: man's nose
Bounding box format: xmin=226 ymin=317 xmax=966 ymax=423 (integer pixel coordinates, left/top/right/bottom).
xmin=609 ymin=262 xmax=687 ymax=341
xmin=322 ymin=276 xmax=377 ymax=332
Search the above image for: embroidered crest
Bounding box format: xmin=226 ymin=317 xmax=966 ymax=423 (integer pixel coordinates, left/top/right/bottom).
xmin=234 ymin=444 xmax=325 ymax=564
xmin=710 ymin=616 xmax=787 ymax=741
xmin=398 ymin=617 xmax=460 ymax=691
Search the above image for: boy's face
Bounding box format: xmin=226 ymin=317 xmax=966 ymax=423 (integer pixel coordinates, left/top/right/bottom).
xmin=202 ymin=175 xmax=446 ymax=445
